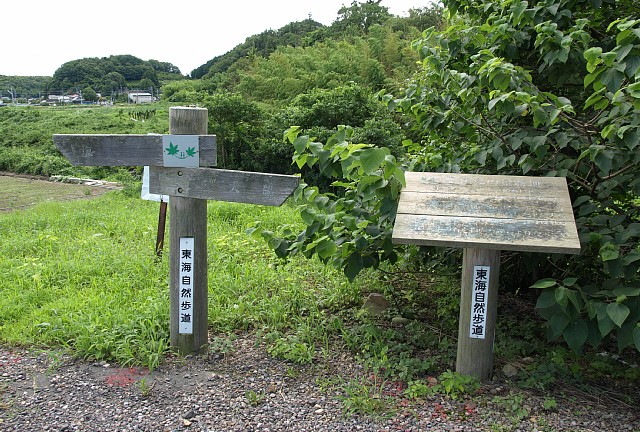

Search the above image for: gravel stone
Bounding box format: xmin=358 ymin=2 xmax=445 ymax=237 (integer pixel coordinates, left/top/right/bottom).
xmin=0 ymin=335 xmax=637 ymax=431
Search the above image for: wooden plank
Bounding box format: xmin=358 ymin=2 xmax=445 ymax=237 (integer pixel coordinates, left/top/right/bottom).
xmin=403 ymin=171 xmax=568 ymax=197
xmin=149 ymin=166 xmax=299 ymax=206
xmin=392 ymin=214 xmax=581 ymax=254
xmin=53 ymin=134 xmax=217 ymax=167
xmin=397 ymin=192 xmax=575 ymax=222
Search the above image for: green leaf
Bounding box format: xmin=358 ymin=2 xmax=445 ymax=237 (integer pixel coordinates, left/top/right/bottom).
xmin=315 ymin=238 xmax=337 ymax=260
xmin=593 ymin=148 xmax=614 ymax=173
xmin=530 ymin=278 xmax=557 ymax=289
xmin=562 ymin=277 xmax=578 ymax=287
xmin=612 ymin=287 xmax=640 ymax=297
xmin=292 ymin=135 xmax=310 ymax=154
xmin=536 ymin=290 xmax=557 ymax=309
xmin=625 ymin=56 xmax=640 ymax=78
xmin=606 ymin=302 xmax=630 ymax=327
xmin=555 ymin=286 xmax=569 ymax=307
xmin=601 ymin=68 xmax=625 ymax=92
xmin=550 ymin=313 xmax=571 ymax=338
xmin=629 ymin=82 xmax=640 ymax=98
xmin=599 ymin=243 xmax=619 ymax=261
xmin=597 ymin=303 xmax=617 ymax=336
xmin=563 ymin=320 xmax=589 ymax=353
xmin=583 ymin=47 xmax=602 ymax=65
xmin=634 ymin=327 xmax=640 ymax=351
xmin=493 ymin=72 xmax=511 ymax=91
xmin=165 ymin=142 xmax=179 ymax=156
xmin=359 ymin=148 xmax=386 ymax=175
xmin=344 ymin=253 xmax=364 ymax=282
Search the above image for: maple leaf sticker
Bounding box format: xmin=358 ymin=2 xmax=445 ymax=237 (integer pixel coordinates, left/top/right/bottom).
xmin=165 ymin=141 xmax=179 ymax=156
xmin=185 ymin=147 xmax=197 ymax=158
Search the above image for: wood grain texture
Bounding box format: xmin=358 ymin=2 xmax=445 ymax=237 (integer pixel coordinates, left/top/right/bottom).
xmin=148 ymin=167 xmax=299 ymax=206
xmin=53 ymin=134 xmax=217 ymax=167
xmin=168 ymin=107 xmax=209 ymax=355
xmin=393 ymin=172 xmax=580 ymax=254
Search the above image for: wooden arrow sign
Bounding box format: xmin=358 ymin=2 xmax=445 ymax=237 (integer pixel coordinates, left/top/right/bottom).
xmin=149 ymin=166 xmax=299 ymax=206
xmin=53 ymin=134 xmax=217 ymax=167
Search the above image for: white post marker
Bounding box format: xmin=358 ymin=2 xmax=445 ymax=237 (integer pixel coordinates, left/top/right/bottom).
xmin=178 ymin=237 xmax=195 ymax=334
xmin=470 ymin=265 xmax=490 ymax=339
xmin=141 ymin=166 xmax=169 ymax=202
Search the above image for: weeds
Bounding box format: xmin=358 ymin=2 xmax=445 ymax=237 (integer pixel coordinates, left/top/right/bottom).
xmin=245 ymin=389 xmax=265 ymax=406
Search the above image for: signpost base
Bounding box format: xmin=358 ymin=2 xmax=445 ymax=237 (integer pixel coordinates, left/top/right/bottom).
xmin=456 ymin=248 xmax=501 ymax=380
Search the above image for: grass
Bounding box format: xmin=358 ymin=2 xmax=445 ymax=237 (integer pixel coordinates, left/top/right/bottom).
xmin=0 ymin=190 xmax=374 ymax=369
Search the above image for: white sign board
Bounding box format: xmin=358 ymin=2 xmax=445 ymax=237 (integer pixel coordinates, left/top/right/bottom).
xmin=141 ymin=166 xmax=169 ymax=202
xmin=179 ymin=237 xmax=195 ymax=334
xmin=469 ymin=265 xmax=490 ymax=339
xmin=162 ymin=135 xmax=200 ymax=168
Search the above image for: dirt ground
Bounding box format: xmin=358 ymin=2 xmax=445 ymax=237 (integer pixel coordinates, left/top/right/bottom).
xmin=0 ymin=173 xmax=119 ymax=212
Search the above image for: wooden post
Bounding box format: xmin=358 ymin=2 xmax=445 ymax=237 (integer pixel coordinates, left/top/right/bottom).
xmin=456 ymin=248 xmax=501 ymax=380
xmin=168 ymin=107 xmax=209 ymax=355
xmin=53 ymin=111 xmax=298 ymax=360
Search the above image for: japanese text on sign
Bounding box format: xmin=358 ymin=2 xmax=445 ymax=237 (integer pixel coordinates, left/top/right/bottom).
xmin=179 ymin=237 xmax=195 ymax=334
xmin=470 ymin=265 xmax=490 ymax=339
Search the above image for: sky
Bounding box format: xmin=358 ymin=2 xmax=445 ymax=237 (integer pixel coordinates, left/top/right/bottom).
xmin=3 ymin=0 xmax=427 ymax=77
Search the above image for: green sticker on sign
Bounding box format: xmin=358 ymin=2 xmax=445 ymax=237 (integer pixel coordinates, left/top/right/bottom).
xmin=162 ymin=135 xmax=199 ymax=167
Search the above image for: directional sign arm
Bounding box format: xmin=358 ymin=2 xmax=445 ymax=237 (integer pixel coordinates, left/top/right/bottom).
xmin=148 ymin=167 xmax=299 ymax=206
xmin=53 ymin=134 xmax=217 ymax=167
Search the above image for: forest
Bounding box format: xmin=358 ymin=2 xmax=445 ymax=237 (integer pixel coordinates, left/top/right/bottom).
xmin=1 ymin=0 xmax=639 ymax=390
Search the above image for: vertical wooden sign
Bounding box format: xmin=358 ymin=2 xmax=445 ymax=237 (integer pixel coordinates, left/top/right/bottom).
xmin=53 ymin=107 xmax=298 ymax=359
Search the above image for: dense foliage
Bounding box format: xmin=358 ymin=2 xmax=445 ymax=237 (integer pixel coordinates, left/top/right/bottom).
xmin=0 ymin=76 xmax=50 ymax=100
xmin=269 ymin=0 xmax=639 ymax=353
xmin=191 ymin=19 xmax=325 ymax=79
xmin=48 ymin=55 xmax=183 ymax=98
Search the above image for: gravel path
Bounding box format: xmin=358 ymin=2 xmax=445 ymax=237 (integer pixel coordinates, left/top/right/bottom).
xmin=0 ymin=335 xmax=638 ymax=432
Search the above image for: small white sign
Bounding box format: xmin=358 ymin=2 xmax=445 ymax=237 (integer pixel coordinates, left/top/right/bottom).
xmin=141 ymin=166 xmax=169 ymax=202
xmin=162 ymin=135 xmax=199 ymax=167
xmin=179 ymin=237 xmax=195 ymax=334
xmin=469 ymin=265 xmax=490 ymax=339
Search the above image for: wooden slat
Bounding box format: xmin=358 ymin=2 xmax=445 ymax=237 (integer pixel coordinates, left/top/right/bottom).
xmin=397 ymin=192 xmax=575 ymax=222
xmin=392 ymin=172 xmax=581 ymax=254
xmin=393 ymin=214 xmax=580 ymax=254
xmin=403 ymin=172 xmax=567 ymax=197
xmin=53 ymin=134 xmax=217 ymax=167
xmin=148 ymin=167 xmax=299 ymax=206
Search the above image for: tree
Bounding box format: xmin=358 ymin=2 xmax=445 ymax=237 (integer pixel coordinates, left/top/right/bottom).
xmin=82 ymin=86 xmax=98 ymax=102
xmin=331 ymin=0 xmax=391 ymax=36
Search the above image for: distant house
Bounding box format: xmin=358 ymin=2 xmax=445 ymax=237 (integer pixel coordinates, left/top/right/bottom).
xmin=128 ymin=92 xmax=153 ymax=104
xmin=46 ymin=95 xmax=73 ymax=104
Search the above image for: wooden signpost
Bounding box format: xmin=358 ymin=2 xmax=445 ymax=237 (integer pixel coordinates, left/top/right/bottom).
xmin=392 ymin=172 xmax=581 ymax=380
xmin=54 ymin=107 xmax=298 ymax=356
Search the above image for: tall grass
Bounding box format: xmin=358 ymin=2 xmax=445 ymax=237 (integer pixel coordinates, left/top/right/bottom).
xmin=0 ymin=192 xmax=372 ymax=369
